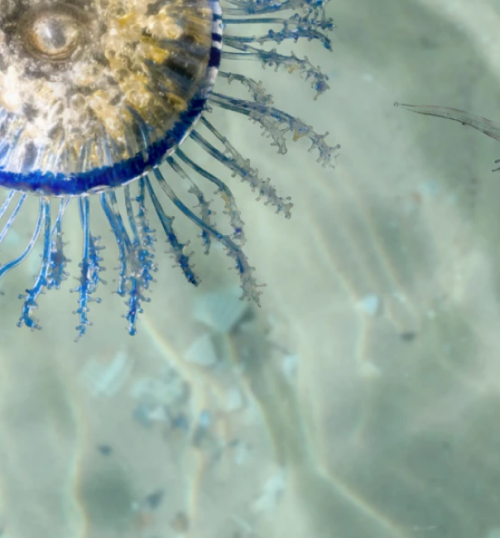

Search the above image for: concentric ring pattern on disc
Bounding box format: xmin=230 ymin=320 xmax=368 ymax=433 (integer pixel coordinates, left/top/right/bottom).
xmin=0 ymin=0 xmax=220 ymax=195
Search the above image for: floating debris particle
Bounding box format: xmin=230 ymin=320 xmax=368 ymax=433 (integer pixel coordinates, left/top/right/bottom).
xmin=171 ymin=413 xmax=190 ymax=432
xmin=251 ymin=469 xmax=286 ymax=514
xmin=171 ymin=511 xmax=189 ymax=533
xmin=133 ymin=403 xmax=155 ymax=429
xmin=357 ymin=294 xmax=382 ymax=316
xmin=225 ymin=388 xmax=244 ymax=412
xmin=185 ymin=333 xmax=218 ymax=366
xmin=97 ymin=445 xmax=113 ymax=456
xmin=282 ymin=354 xmax=299 ymax=383
xmin=145 ymin=490 xmax=164 ymax=510
xmin=80 ymin=350 xmax=133 ymax=397
xmin=130 ymin=374 xmax=185 ymax=407
xmin=194 ymin=287 xmax=250 ymax=334
xmin=401 ymin=331 xmax=417 ymax=342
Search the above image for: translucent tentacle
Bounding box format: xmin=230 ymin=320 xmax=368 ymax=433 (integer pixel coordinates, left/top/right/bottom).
xmin=101 ymin=191 xmax=132 ymax=298
xmin=166 ymin=156 xmax=214 ymax=254
xmin=47 ymin=197 xmax=71 ymax=290
xmin=152 ymin=167 xmax=262 ymax=304
xmin=0 ymin=190 xmax=15 ymax=221
xmin=218 ymin=71 xmax=274 ymax=106
xmin=72 ymin=196 xmax=106 ymax=339
xmin=0 ymin=193 xmax=27 ymax=296
xmin=18 ymin=198 xmax=52 ymax=330
xmin=224 ymin=0 xmax=295 ymax=15
xmin=101 ymin=191 xmax=155 ymax=335
xmin=191 ymin=117 xmax=294 ymax=217
xmin=0 ymin=196 xmax=39 ymax=288
xmin=224 ymin=0 xmax=329 ymax=18
xmin=144 ymin=175 xmax=200 ymax=286
xmin=224 ymin=13 xmax=333 ymax=50
xmin=101 ymin=191 xmax=137 ymax=331
xmin=124 ymin=186 xmax=140 ymax=240
xmin=0 ymin=194 xmax=27 ymax=244
xmin=396 ymin=103 xmax=500 ymax=171
xmin=395 ymin=103 xmax=500 ymax=142
xmin=209 ymin=91 xmax=338 ymax=166
xmin=124 ymin=183 xmax=157 ymax=290
xmin=216 ymin=71 xmax=338 ymax=164
xmin=134 ymin=178 xmax=158 ymax=262
xmin=176 ymin=148 xmax=246 ymax=244
xmin=222 ymin=39 xmax=329 ymax=98
xmin=0 ymin=196 xmax=42 ymax=287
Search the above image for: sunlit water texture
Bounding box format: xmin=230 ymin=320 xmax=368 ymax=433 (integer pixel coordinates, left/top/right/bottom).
xmin=1 ymin=0 xmax=500 ymax=537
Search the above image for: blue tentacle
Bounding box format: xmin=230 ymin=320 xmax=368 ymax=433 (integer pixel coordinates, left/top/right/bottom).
xmin=72 ymin=196 xmax=106 ymax=338
xmin=0 ymin=193 xmax=27 ymax=244
xmin=18 ymin=198 xmax=52 ymax=330
xmin=152 ymin=167 xmax=262 ymax=304
xmin=176 ymin=148 xmax=246 ymax=244
xmin=101 ymin=190 xmax=155 ymax=335
xmin=191 ymin=118 xmax=294 ymax=217
xmin=0 ymin=196 xmax=40 ymax=283
xmin=124 ymin=183 xmax=157 ymax=291
xmin=224 ymin=0 xmax=330 ymax=16
xmin=144 ymin=175 xmax=200 ymax=286
xmin=0 ymin=190 xmax=15 ymax=221
xmin=209 ymin=92 xmax=338 ymax=165
xmin=47 ymin=197 xmax=71 ymax=290
xmin=222 ymin=39 xmax=330 ymax=98
xmin=224 ymin=13 xmax=333 ymax=50
xmin=166 ymin=156 xmax=214 ymax=254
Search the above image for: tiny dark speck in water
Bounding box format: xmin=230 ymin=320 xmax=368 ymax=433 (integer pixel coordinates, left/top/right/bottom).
xmin=401 ymin=331 xmax=417 ymax=342
xmin=145 ymin=490 xmax=164 ymax=509
xmin=97 ymin=445 xmax=113 ymax=455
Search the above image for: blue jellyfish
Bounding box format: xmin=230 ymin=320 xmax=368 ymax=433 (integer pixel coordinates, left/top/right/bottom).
xmin=0 ymin=0 xmax=337 ymax=337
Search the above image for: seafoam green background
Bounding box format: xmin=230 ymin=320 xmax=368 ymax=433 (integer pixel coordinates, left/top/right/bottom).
xmin=1 ymin=0 xmax=500 ymax=537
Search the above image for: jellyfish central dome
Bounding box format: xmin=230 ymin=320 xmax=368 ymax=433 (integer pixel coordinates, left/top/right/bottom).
xmin=23 ymin=5 xmax=84 ymax=61
xmin=0 ymin=0 xmax=221 ymax=195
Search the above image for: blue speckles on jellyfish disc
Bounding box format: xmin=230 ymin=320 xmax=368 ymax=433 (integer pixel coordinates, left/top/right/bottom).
xmin=0 ymin=0 xmax=219 ymax=195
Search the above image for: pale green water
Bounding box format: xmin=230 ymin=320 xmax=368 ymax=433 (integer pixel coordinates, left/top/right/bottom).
xmin=1 ymin=0 xmax=500 ymax=537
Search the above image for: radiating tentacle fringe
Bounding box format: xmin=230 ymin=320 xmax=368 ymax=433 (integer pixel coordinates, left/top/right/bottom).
xmin=219 ymin=71 xmax=274 ymax=106
xmin=209 ymin=91 xmax=338 ymax=165
xmin=193 ymin=117 xmax=294 ymax=217
xmin=224 ymin=0 xmax=330 ymax=21
xmin=145 ymin=176 xmax=200 ymax=287
xmin=222 ymin=0 xmax=333 ymax=99
xmin=224 ymin=13 xmax=334 ymax=50
xmin=101 ymin=190 xmax=157 ymax=336
xmin=166 ymin=156 xmax=214 ymax=255
xmin=152 ymin=167 xmax=263 ymax=304
xmin=222 ymin=43 xmax=330 ymax=99
xmin=0 ymin=0 xmax=336 ymax=336
xmin=176 ymin=148 xmax=246 ymax=244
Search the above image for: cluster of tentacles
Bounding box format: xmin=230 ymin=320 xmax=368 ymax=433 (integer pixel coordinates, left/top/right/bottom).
xmin=0 ymin=0 xmax=338 ymax=337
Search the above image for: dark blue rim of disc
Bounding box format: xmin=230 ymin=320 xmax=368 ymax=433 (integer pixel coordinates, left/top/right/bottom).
xmin=0 ymin=0 xmax=223 ymax=197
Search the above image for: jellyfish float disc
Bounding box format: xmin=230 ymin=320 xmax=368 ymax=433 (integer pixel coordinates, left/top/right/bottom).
xmin=0 ymin=0 xmax=220 ymax=195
